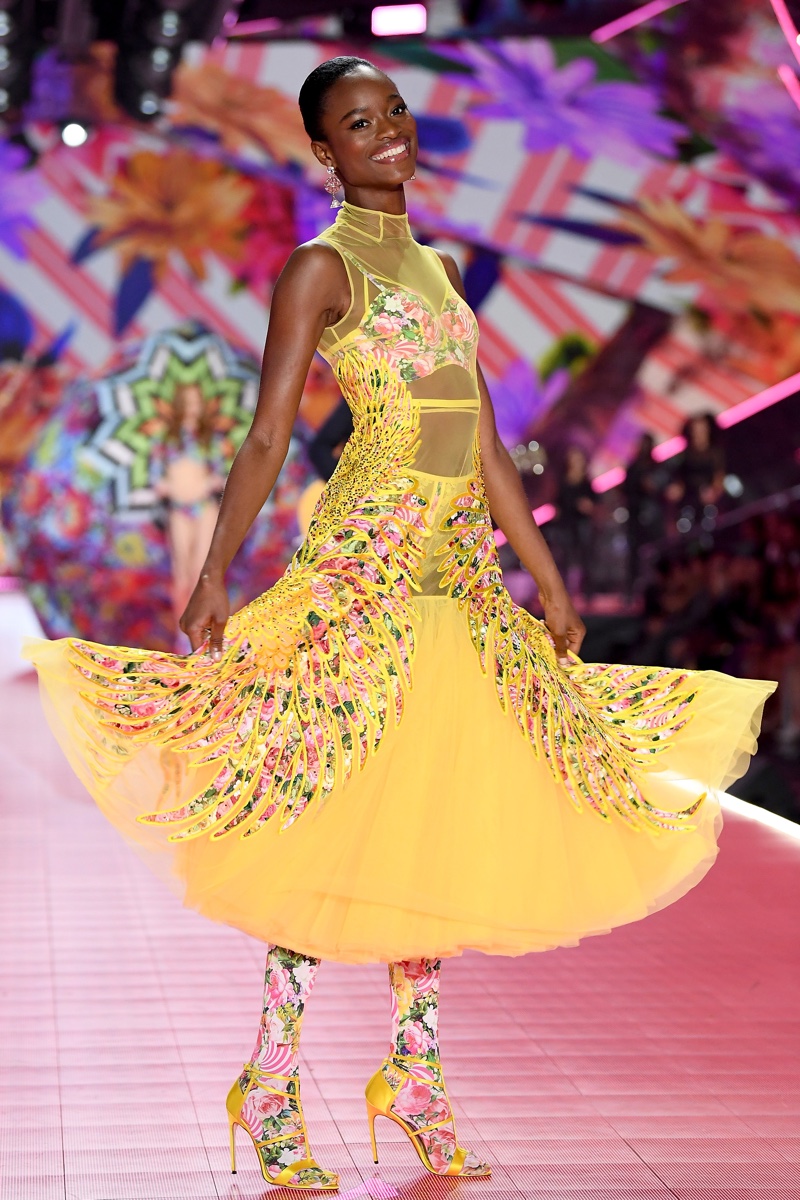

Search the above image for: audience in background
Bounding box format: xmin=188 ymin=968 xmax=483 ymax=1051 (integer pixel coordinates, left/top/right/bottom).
xmin=670 ymin=413 xmax=727 ymax=532
xmin=623 ymin=432 xmax=669 ymax=591
xmin=551 ymin=445 xmax=597 ymax=597
xmin=631 ymin=512 xmax=800 ymax=750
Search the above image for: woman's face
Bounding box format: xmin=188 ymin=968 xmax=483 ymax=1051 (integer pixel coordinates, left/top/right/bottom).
xmin=688 ymin=416 xmax=710 ymax=450
xmin=312 ymin=67 xmax=418 ymax=198
xmin=566 ymin=447 xmax=586 ymax=474
xmin=176 ymin=384 xmax=203 ymax=431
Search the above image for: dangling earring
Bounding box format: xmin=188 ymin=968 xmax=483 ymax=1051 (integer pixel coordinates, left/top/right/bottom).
xmin=324 ymin=164 xmax=343 ymax=209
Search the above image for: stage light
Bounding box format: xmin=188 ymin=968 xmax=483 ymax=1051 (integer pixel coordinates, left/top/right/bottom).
xmin=371 ymin=3 xmax=427 ymax=36
xmin=591 ymin=0 xmax=688 ymax=44
xmin=161 ymin=9 xmax=181 ymax=37
xmin=592 ymin=466 xmax=626 ymax=493
xmin=0 ymin=0 xmax=36 ymax=116
xmin=139 ymin=90 xmax=160 ymax=116
xmin=61 ymin=121 xmax=89 ymax=147
xmin=652 ymin=434 xmax=686 ymax=462
xmin=115 ymin=0 xmax=235 ymax=123
xmin=717 ymin=368 xmax=800 ymax=428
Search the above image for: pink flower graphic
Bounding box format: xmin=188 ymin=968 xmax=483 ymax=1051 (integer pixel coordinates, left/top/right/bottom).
xmin=426 ymin=1128 xmax=457 ymax=1173
xmin=372 ymin=312 xmax=406 ymax=337
xmin=413 ymin=352 xmax=437 ymax=378
xmin=266 ymin=965 xmax=294 ymax=1007
xmin=400 ymin=296 xmax=426 ymax=321
xmin=393 ymin=1079 xmax=434 ymax=1119
xmin=442 ymin=308 xmax=474 ymax=342
xmin=419 ymin=310 xmax=443 ymax=347
xmin=401 ymin=960 xmax=440 ymax=994
xmin=401 ymin=1022 xmax=432 ymax=1056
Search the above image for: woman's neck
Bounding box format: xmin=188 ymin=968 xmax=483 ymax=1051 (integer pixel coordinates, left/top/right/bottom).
xmin=341 ymin=187 xmax=407 ymax=216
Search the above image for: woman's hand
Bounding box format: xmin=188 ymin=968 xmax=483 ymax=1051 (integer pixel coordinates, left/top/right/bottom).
xmin=540 ymin=589 xmax=586 ymax=666
xmin=180 ymin=574 xmax=230 ymax=661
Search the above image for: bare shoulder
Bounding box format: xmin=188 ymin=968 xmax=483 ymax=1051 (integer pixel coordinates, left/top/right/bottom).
xmin=272 ymin=240 xmax=351 ymax=325
xmin=430 ymin=247 xmax=466 ymax=298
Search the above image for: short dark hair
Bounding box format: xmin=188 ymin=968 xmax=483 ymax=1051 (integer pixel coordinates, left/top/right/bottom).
xmin=298 ymin=56 xmax=378 ymax=141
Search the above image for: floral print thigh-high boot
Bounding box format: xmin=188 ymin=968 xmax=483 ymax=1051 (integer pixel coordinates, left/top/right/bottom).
xmin=365 ymin=959 xmax=490 ymax=1177
xmin=226 ymin=945 xmax=338 ymax=1191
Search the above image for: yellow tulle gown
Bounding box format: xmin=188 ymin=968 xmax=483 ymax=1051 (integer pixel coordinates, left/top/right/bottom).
xmin=25 ymin=203 xmax=775 ymax=964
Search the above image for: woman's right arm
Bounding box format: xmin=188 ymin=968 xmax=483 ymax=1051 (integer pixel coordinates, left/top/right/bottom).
xmin=180 ymin=243 xmax=348 ymax=657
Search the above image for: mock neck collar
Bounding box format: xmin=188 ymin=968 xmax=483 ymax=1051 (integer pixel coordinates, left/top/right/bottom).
xmin=336 ymin=201 xmax=411 ymax=243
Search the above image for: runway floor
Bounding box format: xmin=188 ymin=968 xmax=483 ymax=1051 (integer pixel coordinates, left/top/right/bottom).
xmin=2 ymin=594 xmax=800 ymax=1200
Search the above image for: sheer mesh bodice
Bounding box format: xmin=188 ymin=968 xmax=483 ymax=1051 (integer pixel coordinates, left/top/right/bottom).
xmin=317 ymin=203 xmax=480 ymax=481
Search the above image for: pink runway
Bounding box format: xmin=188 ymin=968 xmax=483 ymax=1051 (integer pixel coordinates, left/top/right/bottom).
xmin=2 ymin=645 xmax=800 ymax=1199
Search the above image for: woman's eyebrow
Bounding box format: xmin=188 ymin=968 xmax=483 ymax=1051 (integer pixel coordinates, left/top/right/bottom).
xmin=339 ymin=93 xmax=401 ymax=123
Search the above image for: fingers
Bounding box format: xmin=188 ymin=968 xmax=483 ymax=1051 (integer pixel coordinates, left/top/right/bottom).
xmin=567 ymin=622 xmax=586 ymax=656
xmin=551 ymin=628 xmax=570 ymax=667
xmin=209 ymin=615 xmax=227 ymax=663
xmin=185 ymin=621 xmax=206 ymax=653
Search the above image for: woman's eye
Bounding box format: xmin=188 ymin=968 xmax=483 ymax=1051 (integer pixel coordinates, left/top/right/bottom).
xmin=351 ymin=119 xmax=369 ymax=130
xmin=391 ymin=103 xmax=408 ymax=116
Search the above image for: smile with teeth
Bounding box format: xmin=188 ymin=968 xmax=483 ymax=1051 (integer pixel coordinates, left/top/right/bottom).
xmin=371 ymin=140 xmax=410 ymax=162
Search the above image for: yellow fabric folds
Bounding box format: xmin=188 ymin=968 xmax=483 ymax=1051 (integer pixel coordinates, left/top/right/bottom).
xmin=22 ymin=201 xmax=776 ymax=963
xmin=24 ymin=598 xmax=773 ymax=963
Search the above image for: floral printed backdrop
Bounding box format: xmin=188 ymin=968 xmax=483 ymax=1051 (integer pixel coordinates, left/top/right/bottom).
xmin=2 ymin=0 xmax=800 ymax=631
xmin=2 ymin=326 xmax=312 ymax=648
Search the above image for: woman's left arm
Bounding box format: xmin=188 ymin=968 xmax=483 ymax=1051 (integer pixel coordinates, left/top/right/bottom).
xmin=437 ymin=251 xmax=585 ymax=663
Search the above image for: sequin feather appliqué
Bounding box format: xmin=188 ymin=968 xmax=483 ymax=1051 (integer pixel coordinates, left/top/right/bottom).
xmin=67 ymin=353 xmax=429 ymax=842
xmin=436 ymin=441 xmax=703 ymax=834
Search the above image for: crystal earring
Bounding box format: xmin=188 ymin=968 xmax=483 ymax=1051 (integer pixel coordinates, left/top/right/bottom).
xmin=324 ymin=164 xmax=343 ymax=209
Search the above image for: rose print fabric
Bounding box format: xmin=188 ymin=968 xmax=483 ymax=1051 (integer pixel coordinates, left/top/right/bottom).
xmin=234 ymin=944 xmax=336 ymax=1188
xmin=382 ymin=959 xmax=488 ymax=1176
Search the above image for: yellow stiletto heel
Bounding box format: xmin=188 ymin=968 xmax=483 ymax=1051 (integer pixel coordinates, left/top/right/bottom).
xmin=365 ymin=1056 xmax=490 ymax=1179
xmin=229 ymin=1112 xmax=237 ymax=1173
xmin=366 ymin=1101 xmax=380 ymax=1164
xmin=226 ymin=1062 xmax=339 ymax=1191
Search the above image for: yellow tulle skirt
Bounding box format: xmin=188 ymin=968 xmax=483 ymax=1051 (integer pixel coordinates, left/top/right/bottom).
xmin=25 ymin=596 xmax=774 ymax=963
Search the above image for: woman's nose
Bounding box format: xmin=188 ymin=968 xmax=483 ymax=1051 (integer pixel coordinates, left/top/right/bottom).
xmin=376 ymin=114 xmax=402 ymax=138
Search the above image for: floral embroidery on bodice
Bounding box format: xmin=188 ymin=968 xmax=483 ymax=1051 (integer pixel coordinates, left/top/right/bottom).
xmin=328 ymin=268 xmax=478 ymax=385
xmin=316 ymin=203 xmax=480 ymax=395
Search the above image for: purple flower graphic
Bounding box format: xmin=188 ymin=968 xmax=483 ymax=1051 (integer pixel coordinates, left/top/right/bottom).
xmin=716 ymin=84 xmax=800 ymax=206
xmin=490 ymin=357 xmax=569 ymax=449
xmin=0 ymin=142 xmax=43 ymax=258
xmin=441 ymin=40 xmax=685 ymax=165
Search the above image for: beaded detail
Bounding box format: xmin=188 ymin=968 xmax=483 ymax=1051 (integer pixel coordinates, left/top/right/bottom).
xmin=436 ymin=440 xmax=703 ymax=833
xmin=68 ymin=352 xmax=429 ymax=840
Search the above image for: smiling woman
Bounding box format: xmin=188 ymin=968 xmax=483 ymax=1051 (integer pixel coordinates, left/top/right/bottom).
xmin=24 ymin=53 xmax=775 ymax=1197
xmin=299 ymin=56 xmax=418 ymax=207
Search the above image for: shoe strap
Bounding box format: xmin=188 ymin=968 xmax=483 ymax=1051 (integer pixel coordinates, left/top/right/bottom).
xmin=383 ymin=1053 xmax=461 ymax=1143
xmin=272 ymin=1158 xmax=332 ymax=1186
xmin=387 ymin=1053 xmax=443 ymax=1075
xmin=242 ymin=1062 xmax=298 ymax=1100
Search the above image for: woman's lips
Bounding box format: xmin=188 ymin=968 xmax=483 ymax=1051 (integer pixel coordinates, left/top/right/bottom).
xmin=370 ymin=139 xmax=411 ymax=164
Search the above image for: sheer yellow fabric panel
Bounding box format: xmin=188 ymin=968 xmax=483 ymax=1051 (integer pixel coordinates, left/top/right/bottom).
xmin=318 ymin=206 xmax=480 ymax=482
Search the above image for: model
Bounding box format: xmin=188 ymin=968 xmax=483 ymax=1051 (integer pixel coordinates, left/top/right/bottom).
xmin=26 ymin=57 xmax=776 ymax=1192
